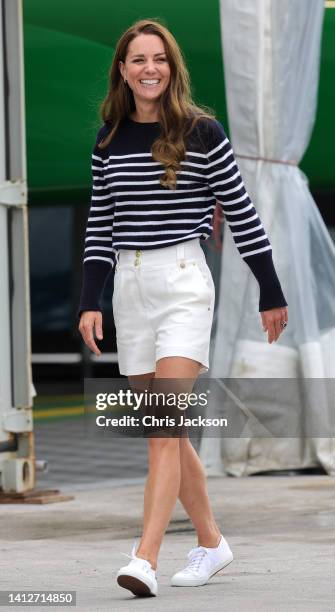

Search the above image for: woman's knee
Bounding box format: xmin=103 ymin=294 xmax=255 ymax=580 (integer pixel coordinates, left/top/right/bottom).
xmin=147 ymin=435 xmax=180 ymax=455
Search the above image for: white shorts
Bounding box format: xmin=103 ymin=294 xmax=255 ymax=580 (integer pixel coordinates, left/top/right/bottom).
xmin=112 ymin=238 xmax=215 ymax=376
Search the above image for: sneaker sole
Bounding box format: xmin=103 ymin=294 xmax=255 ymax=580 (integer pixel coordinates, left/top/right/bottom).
xmin=171 ymin=553 xmax=234 ymax=587
xmin=209 ymin=555 xmax=234 ymax=580
xmin=117 ymin=574 xmax=157 ymax=597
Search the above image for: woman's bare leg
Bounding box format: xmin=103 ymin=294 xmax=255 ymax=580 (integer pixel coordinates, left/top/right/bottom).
xmin=132 ymin=357 xmax=200 ymax=569
xmin=129 ymin=359 xmax=221 ymax=571
xmin=137 ymin=436 xmax=181 ymax=570
xmin=127 ymin=372 xmax=156 ymax=556
xmin=178 ymin=436 xmax=221 ymax=547
xmin=143 ymin=435 xmax=221 ymax=549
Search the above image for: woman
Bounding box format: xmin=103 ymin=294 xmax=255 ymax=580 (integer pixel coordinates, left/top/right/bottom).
xmin=78 ymin=18 xmax=288 ymax=598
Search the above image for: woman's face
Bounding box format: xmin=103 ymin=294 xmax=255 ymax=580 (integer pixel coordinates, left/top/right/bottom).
xmin=119 ymin=34 xmax=171 ymax=105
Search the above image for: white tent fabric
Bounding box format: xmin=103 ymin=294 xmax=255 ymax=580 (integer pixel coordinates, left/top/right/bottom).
xmin=200 ymin=0 xmax=335 ymax=476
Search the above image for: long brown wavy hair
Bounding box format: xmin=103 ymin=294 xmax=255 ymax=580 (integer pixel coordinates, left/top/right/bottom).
xmin=98 ymin=18 xmax=217 ymax=191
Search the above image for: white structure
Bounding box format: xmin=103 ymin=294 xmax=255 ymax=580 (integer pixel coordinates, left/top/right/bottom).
xmin=201 ymin=0 xmax=335 ymax=476
xmin=0 ymin=0 xmax=34 ymax=493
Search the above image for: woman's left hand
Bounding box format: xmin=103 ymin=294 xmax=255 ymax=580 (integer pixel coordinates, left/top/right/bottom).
xmin=260 ymin=306 xmax=288 ymax=344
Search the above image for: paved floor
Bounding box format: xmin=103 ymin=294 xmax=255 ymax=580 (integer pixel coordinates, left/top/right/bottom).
xmin=2 ymin=408 xmax=334 ymax=610
xmin=34 ymin=417 xmax=149 ymax=489
xmin=1 ymin=474 xmax=335 ymax=611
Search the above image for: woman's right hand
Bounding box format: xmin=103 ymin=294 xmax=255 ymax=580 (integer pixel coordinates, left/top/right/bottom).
xmin=78 ymin=311 xmax=103 ymax=356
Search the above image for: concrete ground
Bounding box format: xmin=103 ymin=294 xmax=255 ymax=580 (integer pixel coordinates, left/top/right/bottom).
xmin=1 ymin=475 xmax=335 ymax=611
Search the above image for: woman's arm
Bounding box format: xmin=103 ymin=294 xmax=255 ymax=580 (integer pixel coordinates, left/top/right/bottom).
xmin=77 ymin=125 xmax=117 ymax=320
xmin=205 ymin=119 xmax=288 ymax=312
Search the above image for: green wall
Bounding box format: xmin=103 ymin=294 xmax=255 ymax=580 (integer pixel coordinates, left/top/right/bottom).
xmin=23 ymin=1 xmax=335 ymax=204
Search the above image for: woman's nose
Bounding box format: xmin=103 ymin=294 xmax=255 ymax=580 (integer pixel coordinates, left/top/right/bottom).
xmin=143 ymin=61 xmax=157 ymax=73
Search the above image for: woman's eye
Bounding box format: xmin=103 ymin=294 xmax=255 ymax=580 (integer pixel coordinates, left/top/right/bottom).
xmin=133 ymin=58 xmax=167 ymax=63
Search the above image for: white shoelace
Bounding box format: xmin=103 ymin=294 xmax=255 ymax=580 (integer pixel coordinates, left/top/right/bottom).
xmin=184 ymin=547 xmax=208 ymax=573
xmin=121 ymin=540 xmax=153 ymax=574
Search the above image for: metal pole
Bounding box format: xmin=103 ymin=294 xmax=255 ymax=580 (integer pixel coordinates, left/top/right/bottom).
xmin=0 ymin=0 xmax=34 ymax=493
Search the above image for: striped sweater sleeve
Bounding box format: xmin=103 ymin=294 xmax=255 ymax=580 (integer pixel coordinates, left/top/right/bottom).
xmin=77 ymin=125 xmax=117 ymax=319
xmin=205 ymin=119 xmax=288 ymax=312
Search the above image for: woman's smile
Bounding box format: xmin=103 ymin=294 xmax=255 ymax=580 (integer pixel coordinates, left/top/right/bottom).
xmin=139 ymin=79 xmax=161 ymax=88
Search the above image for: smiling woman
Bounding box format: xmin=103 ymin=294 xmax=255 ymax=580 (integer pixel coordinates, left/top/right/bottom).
xmin=77 ymin=17 xmax=287 ymax=600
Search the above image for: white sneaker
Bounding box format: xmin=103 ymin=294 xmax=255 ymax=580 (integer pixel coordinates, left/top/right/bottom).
xmin=171 ymin=534 xmax=233 ymax=587
xmin=116 ymin=540 xmax=158 ymax=597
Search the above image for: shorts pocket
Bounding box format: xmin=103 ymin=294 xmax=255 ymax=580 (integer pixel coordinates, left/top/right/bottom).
xmin=112 ymin=269 xmax=122 ymax=313
xmin=194 ymin=260 xmax=214 ymax=296
xmin=166 ymin=259 xmax=213 ymax=305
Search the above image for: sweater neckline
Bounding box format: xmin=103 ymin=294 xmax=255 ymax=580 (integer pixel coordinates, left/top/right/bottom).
xmin=126 ymin=116 xmax=160 ymax=126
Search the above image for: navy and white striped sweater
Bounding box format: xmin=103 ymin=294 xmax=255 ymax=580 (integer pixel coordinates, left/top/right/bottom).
xmin=78 ymin=116 xmax=287 ymax=317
